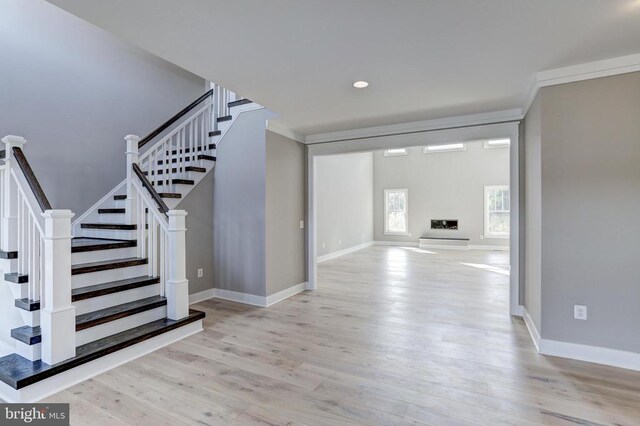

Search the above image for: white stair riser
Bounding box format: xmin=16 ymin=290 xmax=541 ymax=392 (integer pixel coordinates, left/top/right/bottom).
xmin=114 ymin=199 xmax=125 ymax=209
xmin=72 ymin=264 xmax=149 ymax=289
xmin=18 ymin=310 xmax=39 ymax=328
xmin=72 ymin=247 xmax=138 ymax=265
xmin=73 ymin=283 xmax=161 ymax=315
xmin=15 ymin=341 xmax=40 ymax=362
xmin=99 ymin=213 xmax=126 ymax=224
xmin=80 ymin=229 xmax=137 ymax=240
xmin=75 ymin=306 xmax=167 ymax=346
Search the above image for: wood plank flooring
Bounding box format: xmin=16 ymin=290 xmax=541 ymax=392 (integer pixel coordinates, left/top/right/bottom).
xmin=44 ymin=246 xmax=640 ymax=425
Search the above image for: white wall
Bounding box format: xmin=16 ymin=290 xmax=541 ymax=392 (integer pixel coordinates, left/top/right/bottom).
xmin=316 ymin=153 xmax=374 ymax=257
xmin=373 ymin=143 xmax=510 ymax=246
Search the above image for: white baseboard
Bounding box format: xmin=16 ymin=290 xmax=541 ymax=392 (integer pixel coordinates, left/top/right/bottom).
xmin=189 ymin=289 xmax=216 ymax=305
xmin=373 ymin=241 xmax=419 ymax=247
xmin=194 ymin=282 xmax=308 ymax=308
xmin=522 ymin=307 xmax=640 ymax=372
xmin=317 ymin=241 xmax=374 ymax=263
xmin=0 ymin=320 xmax=203 ymax=403
xmin=266 ymin=282 xmax=307 ymax=307
xmin=469 ymin=245 xmax=510 ymax=251
xmin=522 ymin=307 xmax=541 ymax=351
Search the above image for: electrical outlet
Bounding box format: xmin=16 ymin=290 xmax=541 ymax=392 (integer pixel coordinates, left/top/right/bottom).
xmin=299 ymin=220 xmax=305 ymax=229
xmin=197 ymin=268 xmax=204 ymax=278
xmin=574 ymin=305 xmax=587 ymax=320
xmin=322 ymin=242 xmax=326 ymax=248
xmin=338 ymin=239 xmax=342 ymax=245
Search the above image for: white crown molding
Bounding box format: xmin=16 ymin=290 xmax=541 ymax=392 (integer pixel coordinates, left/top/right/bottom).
xmin=267 ymin=120 xmax=306 ymax=143
xmin=523 ymin=52 xmax=640 ymax=116
xmin=305 ymin=109 xmax=523 ymax=144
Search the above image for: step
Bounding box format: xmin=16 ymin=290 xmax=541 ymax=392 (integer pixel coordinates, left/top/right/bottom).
xmin=165 ymin=144 xmax=215 ymax=156
xmin=0 ymin=250 xmax=18 ymax=260
xmin=0 ymin=310 xmax=205 ymax=389
xmin=217 ymin=115 xmax=232 ymax=123
xmin=0 ymin=149 xmax=5 ymax=159
xmin=72 ymin=238 xmax=136 ymax=253
xmin=71 ymin=238 xmax=138 ymax=264
xmin=98 ymin=208 xmax=126 ymax=214
xmin=144 ymin=166 xmax=206 ymax=176
xmin=11 ymin=326 xmax=41 ymax=346
xmin=113 ymin=195 xmax=126 ymax=201
xmin=14 ymin=298 xmax=40 ymax=312
xmin=228 ymin=99 xmax=252 ymax=108
xmin=72 ymin=258 xmax=147 ymax=276
xmin=4 ymin=273 xmax=28 ymax=284
xmin=154 ymin=179 xmax=194 ymax=186
xmin=80 ymin=223 xmax=136 ymax=231
xmin=208 ymin=130 xmax=221 ymax=137
xmin=198 ymin=154 xmax=216 ymax=162
xmin=75 ymin=296 xmax=167 ymax=331
xmin=72 ymin=276 xmax=160 ymax=302
xmin=159 ymin=192 xmax=181 ymax=199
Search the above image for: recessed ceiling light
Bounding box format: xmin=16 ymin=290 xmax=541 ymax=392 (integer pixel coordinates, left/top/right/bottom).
xmin=353 ymin=81 xmax=369 ymax=89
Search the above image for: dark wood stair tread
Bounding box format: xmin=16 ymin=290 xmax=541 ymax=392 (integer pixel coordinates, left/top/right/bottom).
xmin=72 ymin=237 xmax=136 ymax=253
xmin=144 ymin=166 xmax=206 ymax=176
xmin=80 ymin=223 xmax=137 ymax=230
xmin=0 ymin=250 xmax=18 ymax=260
xmin=11 ymin=326 xmax=41 ymax=345
xmin=154 ymin=179 xmax=194 ymax=186
xmin=0 ymin=149 xmax=5 ymax=159
xmin=4 ymin=273 xmax=28 ymax=284
xmin=72 ymin=276 xmax=160 ymax=302
xmin=113 ymin=195 xmax=126 ymax=200
xmin=98 ymin=208 xmax=126 ymax=214
xmin=15 ymin=298 xmax=40 ymax=312
xmin=208 ymin=130 xmax=221 ymax=137
xmin=159 ymin=193 xmax=181 ymax=199
xmin=75 ymin=296 xmax=167 ymax=331
xmin=0 ymin=310 xmax=205 ymax=389
xmin=198 ymin=154 xmax=216 ymax=161
xmin=217 ymin=115 xmax=232 ymax=123
xmin=72 ymin=258 xmax=147 ymax=275
xmin=228 ymin=99 xmax=252 ymax=107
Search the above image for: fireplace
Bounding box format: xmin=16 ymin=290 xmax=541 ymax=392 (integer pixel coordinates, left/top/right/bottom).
xmin=431 ymin=219 xmax=458 ymax=230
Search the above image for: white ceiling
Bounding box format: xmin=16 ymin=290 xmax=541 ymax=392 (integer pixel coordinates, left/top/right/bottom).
xmin=47 ymin=0 xmax=640 ymax=136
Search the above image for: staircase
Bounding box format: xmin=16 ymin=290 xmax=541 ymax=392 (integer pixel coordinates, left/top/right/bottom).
xmin=0 ymin=85 xmax=261 ymax=402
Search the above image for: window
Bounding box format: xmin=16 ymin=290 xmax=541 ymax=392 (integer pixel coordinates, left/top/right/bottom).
xmin=423 ymin=143 xmax=466 ymax=153
xmin=484 ymin=185 xmax=510 ymax=238
xmin=483 ymin=138 xmax=510 ymax=149
xmin=384 ymin=148 xmax=408 ymax=157
xmin=384 ymin=189 xmax=408 ymax=235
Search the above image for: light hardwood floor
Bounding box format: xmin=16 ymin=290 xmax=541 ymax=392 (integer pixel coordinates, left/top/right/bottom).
xmin=45 ymin=246 xmax=640 ymax=425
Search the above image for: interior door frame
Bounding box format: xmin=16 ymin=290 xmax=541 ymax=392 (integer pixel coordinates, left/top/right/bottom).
xmin=305 ymin=121 xmax=523 ymax=316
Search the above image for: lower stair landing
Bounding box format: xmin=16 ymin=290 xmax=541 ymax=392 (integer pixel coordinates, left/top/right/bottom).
xmin=0 ymin=310 xmax=204 ymax=402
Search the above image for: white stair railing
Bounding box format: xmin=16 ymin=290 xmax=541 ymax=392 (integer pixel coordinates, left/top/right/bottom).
xmin=1 ymin=136 xmax=75 ymax=365
xmin=212 ymin=83 xmax=238 ymax=125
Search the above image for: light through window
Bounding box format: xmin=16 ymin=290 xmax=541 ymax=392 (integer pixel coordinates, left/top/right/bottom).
xmin=423 ymin=143 xmax=465 ymax=153
xmin=384 ymin=148 xmax=408 ymax=157
xmin=484 ymin=185 xmax=510 ymax=238
xmin=384 ymin=189 xmax=408 ymax=235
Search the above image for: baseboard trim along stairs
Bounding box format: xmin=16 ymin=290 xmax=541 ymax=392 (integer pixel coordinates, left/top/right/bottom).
xmin=189 ymin=282 xmax=308 ymax=308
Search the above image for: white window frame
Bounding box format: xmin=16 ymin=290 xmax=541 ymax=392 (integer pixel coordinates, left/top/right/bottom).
xmin=483 ymin=138 xmax=511 ymax=149
xmin=384 ymin=188 xmax=409 ymax=235
xmin=383 ymin=148 xmax=408 ymax=157
xmin=484 ymin=185 xmax=510 ymax=239
xmin=423 ymin=143 xmax=466 ymax=154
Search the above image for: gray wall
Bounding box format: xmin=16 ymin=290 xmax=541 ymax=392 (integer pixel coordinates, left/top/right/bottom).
xmin=373 ymin=143 xmax=510 ymax=246
xmin=213 ymin=109 xmax=271 ymax=297
xmin=524 ymin=94 xmax=542 ymax=330
xmin=176 ymin=172 xmax=214 ymax=295
xmin=0 ymin=0 xmax=205 ymax=215
xmin=536 ymin=72 xmax=640 ymax=352
xmin=265 ymin=131 xmax=307 ymax=295
xmin=316 ymin=153 xmax=374 ymax=257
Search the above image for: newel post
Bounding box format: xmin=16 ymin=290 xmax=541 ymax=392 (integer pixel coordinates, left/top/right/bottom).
xmin=166 ymin=210 xmax=189 ymax=320
xmin=1 ymin=135 xmax=26 ymax=252
xmin=41 ymin=210 xmax=76 ymax=365
xmin=125 ymin=135 xmax=140 ymax=225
